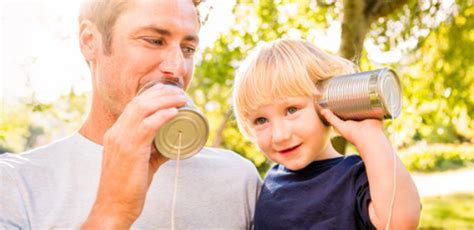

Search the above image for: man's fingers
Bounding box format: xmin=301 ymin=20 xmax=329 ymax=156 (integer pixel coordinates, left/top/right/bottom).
xmin=130 ymin=94 xmax=187 ymax=117
xmin=139 ymin=107 xmax=179 ymax=139
xmin=129 ymin=84 xmax=187 ymax=117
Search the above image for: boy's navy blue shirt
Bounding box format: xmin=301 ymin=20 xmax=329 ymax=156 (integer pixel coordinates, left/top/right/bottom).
xmin=255 ymin=155 xmax=376 ymax=230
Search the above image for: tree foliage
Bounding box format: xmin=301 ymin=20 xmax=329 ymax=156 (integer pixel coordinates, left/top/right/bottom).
xmin=0 ymin=91 xmax=89 ymax=153
xmin=190 ymin=0 xmax=473 ymax=174
xmin=398 ymin=0 xmax=474 ymax=145
xmin=1 ymin=0 xmax=472 ymax=176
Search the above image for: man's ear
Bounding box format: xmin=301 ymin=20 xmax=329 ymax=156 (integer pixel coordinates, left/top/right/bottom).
xmin=79 ymin=20 xmax=99 ymax=63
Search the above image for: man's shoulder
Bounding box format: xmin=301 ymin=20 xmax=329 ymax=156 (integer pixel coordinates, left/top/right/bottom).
xmin=2 ymin=134 xmax=73 ymax=159
xmin=0 ymin=133 xmax=100 ymax=172
xmin=200 ymin=147 xmax=250 ymax=162
xmin=196 ymin=147 xmax=259 ymax=172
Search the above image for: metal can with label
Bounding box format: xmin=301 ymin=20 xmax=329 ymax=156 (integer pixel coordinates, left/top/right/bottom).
xmin=316 ymin=68 xmax=402 ymax=125
xmin=138 ymin=81 xmax=209 ymax=160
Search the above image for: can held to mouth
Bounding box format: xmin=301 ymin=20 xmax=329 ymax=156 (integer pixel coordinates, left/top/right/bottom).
xmin=138 ymin=82 xmax=209 ymax=160
xmin=154 ymin=94 xmax=209 ymax=160
xmin=316 ymin=68 xmax=402 ymax=125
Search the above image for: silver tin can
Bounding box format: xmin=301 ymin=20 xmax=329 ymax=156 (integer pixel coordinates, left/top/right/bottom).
xmin=138 ymin=82 xmax=209 ymax=160
xmin=316 ymin=68 xmax=402 ymax=125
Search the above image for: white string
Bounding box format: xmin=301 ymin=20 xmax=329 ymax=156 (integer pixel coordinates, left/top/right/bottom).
xmin=171 ymin=132 xmax=182 ymax=230
xmin=385 ymin=118 xmax=398 ymax=230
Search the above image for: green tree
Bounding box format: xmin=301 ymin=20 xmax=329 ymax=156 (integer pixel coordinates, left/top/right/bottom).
xmin=0 ymin=91 xmax=89 ymax=153
xmin=398 ymin=0 xmax=474 ymax=145
xmin=191 ymin=0 xmax=467 ymax=174
xmin=0 ymin=102 xmax=32 ymax=153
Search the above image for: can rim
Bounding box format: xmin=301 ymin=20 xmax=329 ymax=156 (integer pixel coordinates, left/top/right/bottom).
xmin=154 ymin=109 xmax=209 ymax=160
xmin=377 ymin=68 xmax=402 ymax=118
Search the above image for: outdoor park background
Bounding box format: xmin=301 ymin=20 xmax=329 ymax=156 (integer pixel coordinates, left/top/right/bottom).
xmin=1 ymin=0 xmax=472 ymax=228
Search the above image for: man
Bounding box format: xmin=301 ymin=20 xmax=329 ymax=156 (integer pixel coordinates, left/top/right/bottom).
xmin=0 ymin=0 xmax=261 ymax=229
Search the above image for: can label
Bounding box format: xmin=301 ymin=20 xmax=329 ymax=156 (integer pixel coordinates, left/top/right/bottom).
xmin=316 ymin=68 xmax=402 ymax=125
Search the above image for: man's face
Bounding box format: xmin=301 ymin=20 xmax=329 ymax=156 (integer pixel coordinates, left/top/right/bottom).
xmin=93 ymin=0 xmax=200 ymax=117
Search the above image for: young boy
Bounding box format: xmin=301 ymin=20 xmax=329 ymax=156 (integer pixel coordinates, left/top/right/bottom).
xmin=232 ymin=39 xmax=420 ymax=229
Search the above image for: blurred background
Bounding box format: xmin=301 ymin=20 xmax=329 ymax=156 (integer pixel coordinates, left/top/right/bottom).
xmin=1 ymin=0 xmax=473 ymax=228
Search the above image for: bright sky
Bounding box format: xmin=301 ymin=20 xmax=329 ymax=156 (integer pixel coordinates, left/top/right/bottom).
xmin=0 ymin=0 xmax=454 ymax=105
xmin=1 ymin=1 xmax=85 ymax=103
xmin=0 ymin=0 xmax=237 ymax=104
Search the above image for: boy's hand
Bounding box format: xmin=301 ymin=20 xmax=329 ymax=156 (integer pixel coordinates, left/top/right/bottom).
xmin=320 ymin=108 xmax=421 ymax=229
xmin=319 ymin=108 xmax=385 ymax=148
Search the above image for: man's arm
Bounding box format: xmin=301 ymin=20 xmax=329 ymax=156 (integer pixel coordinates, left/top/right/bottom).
xmin=0 ymin=158 xmax=30 ymax=229
xmin=81 ymin=83 xmax=187 ymax=228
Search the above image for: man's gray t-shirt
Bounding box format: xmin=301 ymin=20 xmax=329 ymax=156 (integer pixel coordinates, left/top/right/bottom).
xmin=0 ymin=133 xmax=261 ymax=229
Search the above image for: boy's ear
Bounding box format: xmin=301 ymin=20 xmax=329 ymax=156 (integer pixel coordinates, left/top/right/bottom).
xmin=313 ymin=96 xmax=330 ymax=126
xmin=79 ymin=20 xmax=100 ymax=63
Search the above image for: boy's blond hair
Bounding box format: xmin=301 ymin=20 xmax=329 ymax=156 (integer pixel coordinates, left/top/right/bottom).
xmin=233 ymin=38 xmax=357 ymax=138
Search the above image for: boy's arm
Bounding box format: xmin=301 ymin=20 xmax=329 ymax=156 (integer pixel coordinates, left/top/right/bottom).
xmin=320 ymin=109 xmax=421 ymax=230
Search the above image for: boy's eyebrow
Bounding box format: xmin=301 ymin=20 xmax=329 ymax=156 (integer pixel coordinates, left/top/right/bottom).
xmin=138 ymin=26 xmax=200 ymax=44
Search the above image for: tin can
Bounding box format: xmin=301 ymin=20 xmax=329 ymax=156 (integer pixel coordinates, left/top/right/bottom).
xmin=316 ymin=68 xmax=402 ymax=125
xmin=138 ymin=82 xmax=209 ymax=160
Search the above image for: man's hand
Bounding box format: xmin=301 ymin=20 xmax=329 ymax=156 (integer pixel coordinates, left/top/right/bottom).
xmin=82 ymin=83 xmax=187 ymax=229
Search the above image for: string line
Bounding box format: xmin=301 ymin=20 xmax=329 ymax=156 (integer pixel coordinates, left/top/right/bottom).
xmin=385 ymin=118 xmax=397 ymax=230
xmin=171 ymin=132 xmax=182 ymax=230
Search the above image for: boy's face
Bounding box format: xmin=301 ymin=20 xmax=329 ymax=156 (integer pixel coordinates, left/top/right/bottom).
xmin=248 ymin=96 xmax=336 ymax=170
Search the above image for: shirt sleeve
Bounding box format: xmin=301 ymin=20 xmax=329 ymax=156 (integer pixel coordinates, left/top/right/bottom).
xmin=243 ymin=160 xmax=263 ymax=230
xmin=353 ymin=161 xmax=376 ymax=230
xmin=0 ymin=155 xmax=30 ymax=229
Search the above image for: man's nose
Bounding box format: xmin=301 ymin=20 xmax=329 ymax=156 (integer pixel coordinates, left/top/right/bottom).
xmin=272 ymin=120 xmax=291 ymax=145
xmin=159 ymin=46 xmax=187 ymax=78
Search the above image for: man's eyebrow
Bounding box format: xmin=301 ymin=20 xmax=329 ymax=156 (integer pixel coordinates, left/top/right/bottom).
xmin=184 ymin=34 xmax=199 ymax=44
xmin=139 ymin=27 xmax=199 ymax=44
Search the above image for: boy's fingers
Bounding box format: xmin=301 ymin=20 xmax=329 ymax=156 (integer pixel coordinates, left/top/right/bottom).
xmin=320 ymin=109 xmax=344 ymax=129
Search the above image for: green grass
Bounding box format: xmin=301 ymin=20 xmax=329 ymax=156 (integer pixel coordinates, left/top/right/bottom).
xmin=419 ymin=193 xmax=474 ymax=229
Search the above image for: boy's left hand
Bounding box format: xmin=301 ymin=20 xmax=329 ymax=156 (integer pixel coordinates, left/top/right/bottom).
xmin=319 ymin=108 xmax=385 ymax=147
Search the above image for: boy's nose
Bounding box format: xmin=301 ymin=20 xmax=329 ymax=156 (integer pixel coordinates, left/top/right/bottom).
xmin=271 ymin=120 xmax=291 ymax=145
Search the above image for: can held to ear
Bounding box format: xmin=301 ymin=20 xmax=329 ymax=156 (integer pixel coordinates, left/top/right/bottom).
xmin=138 ymin=82 xmax=209 ymax=160
xmin=316 ymin=68 xmax=402 ymax=125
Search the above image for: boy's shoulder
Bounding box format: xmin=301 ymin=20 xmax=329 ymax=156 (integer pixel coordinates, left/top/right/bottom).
xmin=341 ymin=154 xmax=362 ymax=161
xmin=340 ymin=154 xmax=364 ymax=167
xmin=269 ymin=154 xmax=363 ymax=174
xmin=335 ymin=154 xmax=367 ymax=176
xmin=264 ymin=155 xmax=366 ymax=186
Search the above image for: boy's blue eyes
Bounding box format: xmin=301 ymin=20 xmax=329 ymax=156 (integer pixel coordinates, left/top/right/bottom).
xmin=287 ymin=106 xmax=298 ymax=114
xmin=255 ymin=117 xmax=268 ymax=125
xmin=253 ymin=106 xmax=299 ymax=125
